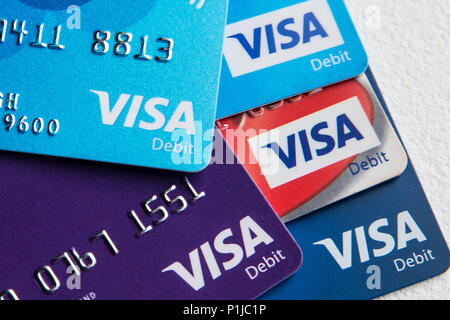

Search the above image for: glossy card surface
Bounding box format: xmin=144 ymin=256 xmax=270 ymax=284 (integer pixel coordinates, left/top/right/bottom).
xmin=217 ymin=0 xmax=368 ymax=119
xmin=0 ymin=0 xmax=228 ymax=172
xmin=0 ymin=134 xmax=302 ymax=300
xmin=219 ymin=75 xmax=407 ymax=221
xmin=260 ymin=69 xmax=450 ymax=300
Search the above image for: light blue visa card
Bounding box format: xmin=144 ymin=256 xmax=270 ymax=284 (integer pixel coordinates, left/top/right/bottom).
xmin=217 ymin=0 xmax=368 ymax=119
xmin=0 ymin=0 xmax=228 ymax=172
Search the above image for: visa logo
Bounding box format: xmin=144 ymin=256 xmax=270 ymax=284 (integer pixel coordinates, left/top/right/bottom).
xmin=90 ymin=90 xmax=196 ymax=134
xmin=162 ymin=216 xmax=274 ymax=291
xmin=313 ymin=211 xmax=428 ymax=270
xmin=248 ymin=97 xmax=381 ymax=189
xmin=223 ymin=0 xmax=345 ymax=77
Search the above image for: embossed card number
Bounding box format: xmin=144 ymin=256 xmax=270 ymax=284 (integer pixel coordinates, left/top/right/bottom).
xmin=0 ymin=1 xmax=229 ymax=171
xmin=0 ymin=18 xmax=174 ymax=62
xmin=1 ymin=177 xmax=204 ymax=299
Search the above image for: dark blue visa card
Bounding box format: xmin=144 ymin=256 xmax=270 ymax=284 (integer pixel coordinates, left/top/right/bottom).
xmin=260 ymin=68 xmax=449 ymax=299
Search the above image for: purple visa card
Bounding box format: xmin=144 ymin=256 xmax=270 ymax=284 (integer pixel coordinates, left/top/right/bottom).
xmin=0 ymin=134 xmax=302 ymax=300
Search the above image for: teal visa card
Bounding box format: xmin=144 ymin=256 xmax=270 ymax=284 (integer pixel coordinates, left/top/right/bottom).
xmin=0 ymin=0 xmax=228 ymax=172
xmin=217 ymin=0 xmax=368 ymax=119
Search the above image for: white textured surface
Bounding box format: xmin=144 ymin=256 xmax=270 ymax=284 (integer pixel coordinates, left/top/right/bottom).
xmin=345 ymin=0 xmax=449 ymax=300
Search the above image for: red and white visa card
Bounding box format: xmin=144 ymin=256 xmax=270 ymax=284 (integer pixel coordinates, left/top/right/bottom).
xmin=217 ymin=75 xmax=408 ymax=222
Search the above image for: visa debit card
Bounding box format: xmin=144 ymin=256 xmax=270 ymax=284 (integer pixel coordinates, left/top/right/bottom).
xmin=218 ymin=73 xmax=407 ymax=221
xmin=0 ymin=0 xmax=228 ymax=172
xmin=0 ymin=133 xmax=301 ymax=300
xmin=217 ymin=0 xmax=368 ymax=119
xmin=260 ymin=68 xmax=450 ymax=299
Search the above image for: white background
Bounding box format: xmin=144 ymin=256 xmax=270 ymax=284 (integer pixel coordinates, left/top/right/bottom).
xmin=345 ymin=0 xmax=449 ymax=300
